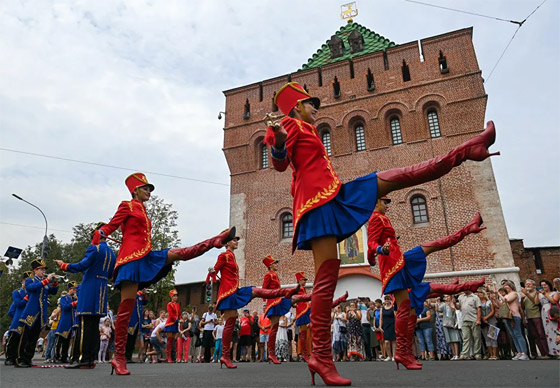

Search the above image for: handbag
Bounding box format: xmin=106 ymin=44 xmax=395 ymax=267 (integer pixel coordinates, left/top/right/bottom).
xmin=443 ymin=316 xmax=455 ymax=328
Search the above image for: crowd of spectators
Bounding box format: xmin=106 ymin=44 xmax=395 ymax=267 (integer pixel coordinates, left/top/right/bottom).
xmin=3 ymin=277 xmax=559 ymax=365
xmin=328 ymin=278 xmax=560 ymax=362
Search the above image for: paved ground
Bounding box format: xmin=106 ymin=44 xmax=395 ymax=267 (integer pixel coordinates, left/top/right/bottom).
xmin=1 ymin=359 xmax=558 ymax=388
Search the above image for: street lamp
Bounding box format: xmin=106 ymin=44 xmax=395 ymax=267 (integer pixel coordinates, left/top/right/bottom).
xmin=12 ymin=194 xmax=49 ymax=258
xmin=218 ymin=111 xmax=226 ymax=120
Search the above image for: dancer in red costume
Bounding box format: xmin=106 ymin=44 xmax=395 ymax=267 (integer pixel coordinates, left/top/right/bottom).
xmin=164 ymin=290 xmax=181 ymax=363
xmin=208 ymin=234 xmax=300 ymax=369
xmin=93 ymin=173 xmax=236 ymax=376
xmin=264 ymin=82 xmax=499 ymax=385
xmin=292 ymin=271 xmax=349 ymax=362
xmin=367 ymin=197 xmax=486 ymax=370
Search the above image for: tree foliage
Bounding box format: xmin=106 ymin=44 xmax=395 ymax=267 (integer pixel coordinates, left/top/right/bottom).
xmin=0 ymin=195 xmax=181 ymax=334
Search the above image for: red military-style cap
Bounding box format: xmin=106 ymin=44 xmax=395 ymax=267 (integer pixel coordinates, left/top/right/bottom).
xmin=274 ymin=82 xmax=321 ymax=116
xmin=169 ymin=289 xmax=178 ymax=298
xmin=295 ymin=271 xmax=308 ymax=282
xmin=125 ymin=172 xmax=155 ymax=194
xmin=262 ymin=255 xmax=278 ymax=268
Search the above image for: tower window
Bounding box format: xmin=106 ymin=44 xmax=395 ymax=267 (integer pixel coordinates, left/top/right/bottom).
xmin=402 ymin=60 xmax=411 ymax=82
xmin=355 ymin=125 xmax=366 ymax=152
xmin=243 ymin=99 xmax=250 ymax=119
xmin=390 ymin=118 xmax=403 ymax=145
xmin=427 ymin=110 xmax=441 ymax=138
xmin=281 ymin=213 xmax=293 ymax=238
xmin=260 ymin=143 xmax=269 ymax=169
xmin=333 ymin=76 xmax=341 ymax=99
xmin=322 ymin=131 xmax=332 ymax=156
xmin=411 ymin=195 xmax=429 ymax=224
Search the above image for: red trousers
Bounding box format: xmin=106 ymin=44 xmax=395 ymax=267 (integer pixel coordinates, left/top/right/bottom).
xmin=176 ymin=336 xmax=190 ymax=361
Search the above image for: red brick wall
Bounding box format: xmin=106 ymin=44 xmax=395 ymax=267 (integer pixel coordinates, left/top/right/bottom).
xmin=511 ymin=239 xmax=560 ymax=283
xmin=222 ymin=27 xmax=515 ymax=305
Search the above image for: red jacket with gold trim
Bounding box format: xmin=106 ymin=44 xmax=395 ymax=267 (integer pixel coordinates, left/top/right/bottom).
xmin=367 ymin=211 xmax=404 ymax=293
xmin=165 ymin=301 xmax=181 ymax=327
xmin=271 ymin=117 xmax=341 ymax=252
xmin=100 ymin=199 xmax=152 ymax=272
xmin=213 ymin=249 xmax=239 ymax=307
xmin=263 ymin=270 xmax=282 ymax=315
xmin=295 ymin=287 xmax=310 ymax=320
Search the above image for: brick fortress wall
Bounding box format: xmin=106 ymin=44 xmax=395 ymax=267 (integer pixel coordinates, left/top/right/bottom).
xmin=221 ymin=27 xmax=517 ymax=311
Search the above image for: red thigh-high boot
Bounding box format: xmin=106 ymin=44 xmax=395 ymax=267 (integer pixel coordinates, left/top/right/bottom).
xmin=251 ymin=285 xmax=300 ymax=299
xmin=219 ymin=317 xmax=237 ymax=369
xmin=166 ymin=337 xmax=174 ymax=363
xmin=394 ymin=299 xmax=421 ymax=370
xmin=111 ymin=298 xmax=135 ymax=375
xmin=300 ymin=328 xmax=310 ymax=362
xmin=308 ymin=259 xmax=351 ymax=386
xmin=426 ymin=278 xmax=458 ymax=299
xmin=168 ymin=227 xmax=236 ymax=261
xmin=377 ymin=122 xmax=499 ymax=187
xmin=267 ymin=323 xmax=281 ymax=364
xmin=407 ymin=314 xmax=422 ymax=367
xmin=430 ymin=278 xmax=486 ymax=295
xmin=422 ymin=213 xmax=485 ymax=251
xmin=331 ymin=291 xmax=349 ymax=308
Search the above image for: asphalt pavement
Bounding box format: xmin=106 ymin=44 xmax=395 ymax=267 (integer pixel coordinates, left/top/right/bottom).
xmin=1 ymin=359 xmax=558 ymax=388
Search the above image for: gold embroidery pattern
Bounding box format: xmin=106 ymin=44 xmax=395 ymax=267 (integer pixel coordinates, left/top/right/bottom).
xmin=217 ymin=254 xmax=239 ymax=306
xmin=117 ymin=201 xmax=152 ymax=266
xmin=296 ymin=159 xmax=340 ymax=222
xmin=296 ymin=304 xmax=310 ymax=320
xmin=381 ymin=253 xmax=404 ymax=290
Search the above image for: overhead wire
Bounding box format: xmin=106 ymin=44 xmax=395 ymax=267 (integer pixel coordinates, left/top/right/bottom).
xmin=403 ymin=0 xmax=549 ymax=83
xmin=0 ymin=147 xmax=230 ymax=187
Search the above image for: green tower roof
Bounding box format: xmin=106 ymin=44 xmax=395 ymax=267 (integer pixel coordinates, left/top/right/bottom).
xmin=300 ymin=20 xmax=396 ymax=71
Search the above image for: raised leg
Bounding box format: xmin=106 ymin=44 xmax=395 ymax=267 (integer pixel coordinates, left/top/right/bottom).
xmin=167 ymin=227 xmax=236 ymax=264
xmin=377 ymin=121 xmax=499 ymax=197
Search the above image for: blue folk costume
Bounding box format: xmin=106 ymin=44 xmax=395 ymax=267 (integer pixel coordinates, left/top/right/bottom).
xmin=57 ymin=239 xmax=116 ymax=367
xmin=16 ymin=260 xmax=59 ymax=367
xmin=4 ymin=283 xmax=28 ymax=365
xmin=54 ymin=290 xmax=77 ymax=363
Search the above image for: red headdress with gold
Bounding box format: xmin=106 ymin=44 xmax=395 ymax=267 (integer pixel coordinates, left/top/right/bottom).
xmin=295 ymin=271 xmax=307 ymax=282
xmin=274 ymin=82 xmax=321 ymax=116
xmin=125 ymin=172 xmax=155 ymax=194
xmin=262 ymin=255 xmax=278 ymax=268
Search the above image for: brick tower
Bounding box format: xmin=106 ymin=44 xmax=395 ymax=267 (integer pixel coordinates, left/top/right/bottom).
xmin=221 ymin=21 xmax=516 ymax=305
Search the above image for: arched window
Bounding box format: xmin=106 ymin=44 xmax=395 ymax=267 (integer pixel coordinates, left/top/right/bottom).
xmin=390 ymin=117 xmax=403 ymax=145
xmin=355 ymin=125 xmax=366 ymax=152
xmin=427 ymin=110 xmax=441 ymax=138
xmin=411 ymin=195 xmax=429 ymax=224
xmin=322 ymin=131 xmax=332 ymax=156
xmin=260 ymin=143 xmax=269 ymax=169
xmin=281 ymin=213 xmax=293 ymax=238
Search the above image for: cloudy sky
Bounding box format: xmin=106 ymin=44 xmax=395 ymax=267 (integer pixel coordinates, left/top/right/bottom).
xmin=1 ymin=0 xmax=558 ymax=284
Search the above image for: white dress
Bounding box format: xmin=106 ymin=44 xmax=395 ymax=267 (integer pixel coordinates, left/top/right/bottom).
xmin=539 ymin=292 xmax=560 ymax=356
xmin=275 ymin=316 xmax=290 ymax=361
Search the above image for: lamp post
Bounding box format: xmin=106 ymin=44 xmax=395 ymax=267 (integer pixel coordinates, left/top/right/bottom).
xmin=12 ymin=194 xmax=49 ymax=258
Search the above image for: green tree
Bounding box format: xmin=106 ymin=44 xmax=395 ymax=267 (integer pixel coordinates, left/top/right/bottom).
xmin=0 ymin=195 xmax=182 ymax=334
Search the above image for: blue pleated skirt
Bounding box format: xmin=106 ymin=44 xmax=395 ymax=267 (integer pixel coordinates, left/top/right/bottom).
xmin=297 ymin=172 xmax=378 ymax=250
xmin=266 ymin=297 xmax=292 ymax=317
xmin=114 ymin=249 xmax=171 ymax=289
xmin=216 ymin=286 xmax=253 ymax=311
xmin=163 ymin=322 xmax=178 ymax=333
xmin=384 ymin=246 xmax=431 ymax=313
xmin=296 ymin=310 xmax=311 ymax=326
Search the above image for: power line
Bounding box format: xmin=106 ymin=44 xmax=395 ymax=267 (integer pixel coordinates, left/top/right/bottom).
xmin=0 ymin=147 xmax=230 ymax=187
xmin=403 ymin=0 xmax=548 ymax=84
xmin=0 ymin=222 xmax=72 ymax=234
xmin=403 ymin=0 xmax=525 ymax=25
xmin=485 ymin=0 xmax=548 ymax=82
